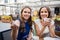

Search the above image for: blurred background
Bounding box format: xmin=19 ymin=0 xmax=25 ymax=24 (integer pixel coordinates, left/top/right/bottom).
xmin=0 ymin=0 xmax=60 ymax=40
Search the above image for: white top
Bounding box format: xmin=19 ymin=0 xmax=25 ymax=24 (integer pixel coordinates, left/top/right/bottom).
xmin=34 ymin=19 xmax=55 ymax=34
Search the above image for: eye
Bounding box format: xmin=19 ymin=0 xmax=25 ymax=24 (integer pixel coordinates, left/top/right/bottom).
xmin=24 ymin=11 xmax=27 ymax=13
xmin=24 ymin=11 xmax=31 ymax=14
xmin=28 ymin=12 xmax=31 ymax=14
xmin=45 ymin=11 xmax=48 ymax=13
xmin=40 ymin=11 xmax=43 ymax=13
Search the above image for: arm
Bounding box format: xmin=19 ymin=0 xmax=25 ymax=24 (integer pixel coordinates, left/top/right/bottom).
xmin=34 ymin=22 xmax=46 ymax=37
xmin=48 ymin=25 xmax=56 ymax=37
xmin=11 ymin=20 xmax=20 ymax=40
xmin=48 ymin=20 xmax=56 ymax=37
xmin=27 ymin=30 xmax=32 ymax=40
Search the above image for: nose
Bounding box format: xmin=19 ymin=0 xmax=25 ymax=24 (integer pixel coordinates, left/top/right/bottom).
xmin=25 ymin=13 xmax=29 ymax=15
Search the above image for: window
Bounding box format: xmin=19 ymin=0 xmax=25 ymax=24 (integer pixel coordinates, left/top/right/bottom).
xmin=15 ymin=0 xmax=16 ymax=2
xmin=5 ymin=0 xmax=8 ymax=3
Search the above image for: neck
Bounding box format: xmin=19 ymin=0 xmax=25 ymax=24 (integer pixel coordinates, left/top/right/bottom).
xmin=24 ymin=20 xmax=27 ymax=22
xmin=20 ymin=17 xmax=28 ymax=23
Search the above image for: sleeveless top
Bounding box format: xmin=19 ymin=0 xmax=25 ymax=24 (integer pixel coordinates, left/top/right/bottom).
xmin=17 ymin=20 xmax=31 ymax=40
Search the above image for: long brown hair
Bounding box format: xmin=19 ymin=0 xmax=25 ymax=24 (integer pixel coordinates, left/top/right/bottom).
xmin=19 ymin=6 xmax=32 ymax=32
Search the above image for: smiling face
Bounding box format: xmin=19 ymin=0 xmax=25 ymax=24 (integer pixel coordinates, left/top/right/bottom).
xmin=21 ymin=8 xmax=31 ymax=20
xmin=39 ymin=7 xmax=51 ymax=19
xmin=40 ymin=7 xmax=49 ymax=19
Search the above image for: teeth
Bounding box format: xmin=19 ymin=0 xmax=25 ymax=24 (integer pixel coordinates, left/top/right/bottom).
xmin=42 ymin=15 xmax=47 ymax=17
xmin=24 ymin=15 xmax=28 ymax=17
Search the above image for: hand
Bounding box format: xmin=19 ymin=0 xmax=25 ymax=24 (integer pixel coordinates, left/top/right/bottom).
xmin=11 ymin=24 xmax=18 ymax=30
xmin=43 ymin=18 xmax=51 ymax=27
xmin=27 ymin=32 xmax=32 ymax=40
xmin=41 ymin=21 xmax=48 ymax=27
xmin=27 ymin=37 xmax=32 ymax=40
xmin=46 ymin=21 xmax=51 ymax=27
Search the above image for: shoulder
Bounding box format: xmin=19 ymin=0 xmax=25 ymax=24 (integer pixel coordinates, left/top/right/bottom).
xmin=51 ymin=19 xmax=55 ymax=25
xmin=34 ymin=19 xmax=41 ymax=25
xmin=34 ymin=19 xmax=40 ymax=23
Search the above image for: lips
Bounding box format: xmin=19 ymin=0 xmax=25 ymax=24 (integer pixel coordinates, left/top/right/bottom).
xmin=42 ymin=15 xmax=47 ymax=17
xmin=23 ymin=15 xmax=30 ymax=19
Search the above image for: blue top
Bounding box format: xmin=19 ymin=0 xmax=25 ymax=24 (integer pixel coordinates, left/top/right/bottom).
xmin=17 ymin=21 xmax=31 ymax=40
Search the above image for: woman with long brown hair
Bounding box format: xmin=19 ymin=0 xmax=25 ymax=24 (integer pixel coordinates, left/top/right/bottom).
xmin=34 ymin=6 xmax=56 ymax=40
xmin=11 ymin=6 xmax=32 ymax=40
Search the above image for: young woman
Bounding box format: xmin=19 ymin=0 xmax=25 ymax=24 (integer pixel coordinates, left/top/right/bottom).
xmin=34 ymin=6 xmax=56 ymax=40
xmin=11 ymin=6 xmax=32 ymax=40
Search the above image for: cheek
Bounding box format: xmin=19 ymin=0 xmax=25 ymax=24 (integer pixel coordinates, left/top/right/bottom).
xmin=46 ymin=13 xmax=49 ymax=17
xmin=40 ymin=13 xmax=42 ymax=16
xmin=28 ymin=14 xmax=31 ymax=17
xmin=40 ymin=13 xmax=43 ymax=17
xmin=25 ymin=14 xmax=31 ymax=19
